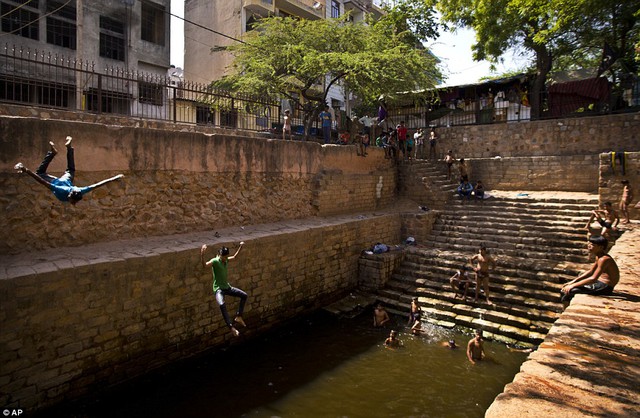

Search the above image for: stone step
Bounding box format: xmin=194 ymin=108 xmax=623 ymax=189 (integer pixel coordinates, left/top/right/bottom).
xmin=376 ymin=289 xmax=553 ymax=345
xmin=403 ymin=247 xmax=585 ymax=277
xmin=389 ymin=273 xmax=562 ymax=306
xmin=439 ymin=206 xmax=593 ymax=222
xmin=398 ymin=260 xmax=571 ymax=288
xmin=430 ymin=228 xmax=586 ymax=252
xmin=417 ymin=239 xmax=587 ymax=264
xmin=387 ymin=273 xmax=561 ymax=308
xmin=378 ymin=287 xmax=560 ymax=325
xmin=426 ymin=233 xmax=587 ymax=258
xmin=432 ymin=220 xmax=588 ymax=240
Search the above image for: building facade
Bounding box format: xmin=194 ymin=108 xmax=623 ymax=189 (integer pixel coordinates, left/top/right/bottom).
xmin=183 ymin=0 xmax=384 ymax=116
xmin=0 ymin=0 xmax=171 ymax=114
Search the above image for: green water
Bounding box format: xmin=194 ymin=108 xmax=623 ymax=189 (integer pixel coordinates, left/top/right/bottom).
xmin=42 ymin=311 xmax=527 ymax=418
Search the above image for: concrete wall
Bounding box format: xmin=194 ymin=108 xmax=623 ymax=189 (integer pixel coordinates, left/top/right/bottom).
xmin=0 ymin=214 xmax=401 ymax=410
xmin=436 ymin=112 xmax=640 ymax=159
xmin=0 ymin=117 xmax=396 ymax=254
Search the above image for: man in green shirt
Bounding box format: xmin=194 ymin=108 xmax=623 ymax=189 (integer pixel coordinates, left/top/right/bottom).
xmin=201 ymin=242 xmax=247 ymax=337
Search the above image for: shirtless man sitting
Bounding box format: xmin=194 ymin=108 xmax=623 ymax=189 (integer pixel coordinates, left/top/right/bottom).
xmin=585 ymin=201 xmax=619 ymax=240
xmin=471 ymin=245 xmax=497 ymax=304
xmin=560 ymin=235 xmax=620 ymax=308
xmin=467 ymin=329 xmax=485 ymax=364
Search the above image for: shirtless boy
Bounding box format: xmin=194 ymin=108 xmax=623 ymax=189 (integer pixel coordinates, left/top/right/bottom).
xmin=471 ymin=245 xmax=497 ymax=304
xmin=467 ymin=329 xmax=485 ymax=364
xmin=408 ymin=296 xmax=422 ymax=325
xmin=384 ymin=330 xmax=402 ymax=348
xmin=450 ymin=266 xmax=472 ymax=300
xmin=560 ymin=236 xmax=620 ymax=307
xmin=373 ymin=303 xmax=390 ymax=327
xmin=585 ymin=201 xmax=619 ymax=239
xmin=620 ymin=180 xmax=633 ymax=224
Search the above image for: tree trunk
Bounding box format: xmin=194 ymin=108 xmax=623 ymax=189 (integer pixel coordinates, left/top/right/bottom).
xmin=530 ymin=45 xmax=552 ymax=120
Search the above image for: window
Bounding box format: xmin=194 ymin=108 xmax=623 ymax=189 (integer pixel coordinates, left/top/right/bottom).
xmin=331 ymin=0 xmax=340 ymax=18
xmin=99 ymin=16 xmax=125 ymax=61
xmin=138 ymin=81 xmax=163 ymax=106
xmin=141 ymin=1 xmax=165 ymax=46
xmin=1 ymin=1 xmax=40 ymax=40
xmin=46 ymin=0 xmax=77 ymax=49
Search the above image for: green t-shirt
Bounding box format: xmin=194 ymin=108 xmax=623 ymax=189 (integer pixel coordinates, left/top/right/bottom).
xmin=210 ymin=256 xmax=230 ymax=292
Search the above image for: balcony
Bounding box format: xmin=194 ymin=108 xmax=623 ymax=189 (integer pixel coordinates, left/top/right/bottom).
xmin=275 ymin=0 xmax=324 ymax=20
xmin=243 ymin=0 xmax=275 ymax=16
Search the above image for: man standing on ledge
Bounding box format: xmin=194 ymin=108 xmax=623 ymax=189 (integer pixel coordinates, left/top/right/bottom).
xmin=319 ymin=105 xmax=332 ymax=144
xmin=14 ymin=136 xmax=124 ymax=205
xmin=560 ymin=236 xmax=619 ymax=307
xmin=201 ymin=242 xmax=248 ymax=337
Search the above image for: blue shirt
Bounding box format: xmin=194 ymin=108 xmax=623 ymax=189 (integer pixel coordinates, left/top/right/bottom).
xmin=50 ymin=178 xmax=91 ymax=202
xmin=319 ymin=111 xmax=332 ymax=128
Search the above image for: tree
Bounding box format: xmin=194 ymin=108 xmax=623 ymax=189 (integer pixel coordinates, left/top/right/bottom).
xmin=436 ymin=0 xmax=640 ymax=117
xmin=214 ymin=15 xmax=441 ymax=138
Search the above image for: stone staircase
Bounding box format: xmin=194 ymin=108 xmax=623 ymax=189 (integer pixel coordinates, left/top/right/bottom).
xmin=376 ymin=161 xmax=599 ymax=346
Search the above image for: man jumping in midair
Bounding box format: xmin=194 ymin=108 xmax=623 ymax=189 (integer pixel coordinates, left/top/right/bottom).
xmin=201 ymin=242 xmax=248 ymax=337
xmin=14 ymin=136 xmax=124 ymax=205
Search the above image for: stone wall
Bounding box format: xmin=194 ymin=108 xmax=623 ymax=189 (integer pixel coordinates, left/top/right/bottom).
xmin=466 ymin=155 xmax=600 ymax=192
xmin=0 ymin=117 xmax=396 ymax=254
xmin=436 ymin=112 xmax=640 ymax=159
xmin=0 ymin=214 xmax=402 ymax=410
xmin=598 ymin=151 xmax=639 ymax=219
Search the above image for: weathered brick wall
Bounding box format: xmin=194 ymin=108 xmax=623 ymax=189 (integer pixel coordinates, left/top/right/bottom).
xmin=436 ymin=112 xmax=640 ymax=159
xmin=0 ymin=215 xmax=402 ymax=410
xmin=0 ymin=117 xmax=395 ymax=254
xmin=467 ymin=155 xmax=600 ymax=192
xmin=358 ymin=251 xmax=405 ymax=291
xmin=598 ymin=151 xmax=639 ymax=219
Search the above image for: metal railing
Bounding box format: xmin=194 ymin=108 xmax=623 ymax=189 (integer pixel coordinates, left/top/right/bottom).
xmin=388 ymin=77 xmax=640 ymax=131
xmin=0 ymin=44 xmax=303 ymax=134
xmin=2 ymin=44 xmax=638 ymax=135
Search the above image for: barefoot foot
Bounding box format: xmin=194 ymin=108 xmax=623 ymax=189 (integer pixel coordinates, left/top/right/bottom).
xmin=230 ymin=326 xmax=240 ymax=337
xmin=234 ymin=316 xmax=246 ymax=328
xmin=65 ymin=136 xmax=73 ymax=147
xmin=49 ymin=141 xmax=58 ymax=155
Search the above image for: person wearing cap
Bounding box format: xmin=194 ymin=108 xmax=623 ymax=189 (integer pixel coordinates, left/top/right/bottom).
xmin=14 ymin=136 xmax=124 ymax=205
xmin=201 ymin=242 xmax=248 ymax=337
xmin=467 ymin=329 xmax=485 ymax=364
xmin=560 ymin=236 xmax=619 ymax=307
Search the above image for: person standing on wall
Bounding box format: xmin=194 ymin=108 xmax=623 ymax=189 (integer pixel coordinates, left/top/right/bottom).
xmin=428 ymin=128 xmax=437 ymax=160
xmin=319 ymin=105 xmax=333 ymax=144
xmin=201 ymin=242 xmax=248 ymax=337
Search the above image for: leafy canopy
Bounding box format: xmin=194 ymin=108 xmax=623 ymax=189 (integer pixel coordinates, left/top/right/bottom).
xmin=215 ymin=15 xmax=441 ymax=111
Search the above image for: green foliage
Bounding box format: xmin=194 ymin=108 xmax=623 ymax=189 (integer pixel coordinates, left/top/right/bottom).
xmin=215 ymin=14 xmax=441 ymax=129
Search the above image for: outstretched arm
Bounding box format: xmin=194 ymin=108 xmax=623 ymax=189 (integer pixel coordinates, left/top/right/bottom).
xmin=228 ymin=241 xmax=244 ymax=260
xmin=87 ymin=174 xmax=124 ymax=191
xmin=201 ymin=244 xmax=213 ymax=268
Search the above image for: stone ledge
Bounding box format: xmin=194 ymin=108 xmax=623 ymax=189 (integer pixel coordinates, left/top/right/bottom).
xmin=485 ymin=223 xmax=640 ymax=417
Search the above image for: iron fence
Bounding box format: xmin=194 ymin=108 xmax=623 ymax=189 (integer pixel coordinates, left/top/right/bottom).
xmin=1 ymin=44 xmax=638 ymax=135
xmin=0 ymin=44 xmax=301 ymax=134
xmin=388 ymin=75 xmax=640 ymax=131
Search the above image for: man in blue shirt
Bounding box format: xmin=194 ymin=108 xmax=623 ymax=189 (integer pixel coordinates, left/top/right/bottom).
xmin=14 ymin=136 xmax=124 ymax=205
xmin=319 ymin=105 xmax=332 ymax=144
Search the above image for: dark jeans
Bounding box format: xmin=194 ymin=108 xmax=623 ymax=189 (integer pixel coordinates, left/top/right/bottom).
xmin=215 ymin=286 xmax=248 ymax=327
xmin=36 ymin=146 xmax=75 ymax=184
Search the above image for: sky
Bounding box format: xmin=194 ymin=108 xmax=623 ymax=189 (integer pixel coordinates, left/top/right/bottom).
xmin=169 ymin=0 xmax=528 ymax=87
